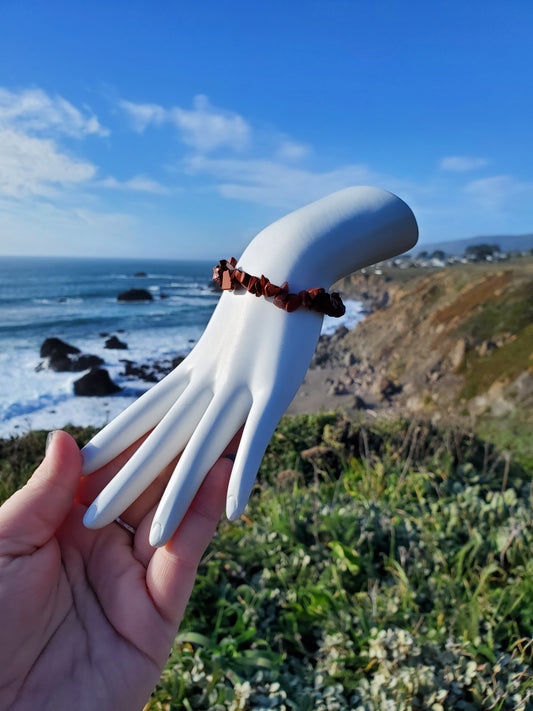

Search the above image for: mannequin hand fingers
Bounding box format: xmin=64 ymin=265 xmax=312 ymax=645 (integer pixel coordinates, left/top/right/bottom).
xmin=81 ymin=369 xmax=190 ymax=474
xmin=149 ymin=387 xmax=252 ymax=547
xmin=83 ymin=385 xmax=212 ymax=529
xmin=226 ymin=395 xmax=286 ymax=521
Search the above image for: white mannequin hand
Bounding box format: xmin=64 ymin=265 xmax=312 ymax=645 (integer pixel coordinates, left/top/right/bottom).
xmin=82 ymin=186 xmax=417 ymax=546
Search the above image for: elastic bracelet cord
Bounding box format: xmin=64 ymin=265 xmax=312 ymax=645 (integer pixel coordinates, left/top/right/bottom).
xmin=213 ymin=258 xmax=345 ymax=318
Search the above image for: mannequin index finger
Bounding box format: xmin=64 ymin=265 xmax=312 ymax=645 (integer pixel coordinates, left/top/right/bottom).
xmin=146 ymin=456 xmax=232 ymax=627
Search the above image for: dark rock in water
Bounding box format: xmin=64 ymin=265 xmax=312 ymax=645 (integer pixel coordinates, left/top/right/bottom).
xmin=39 ymin=337 xmax=103 ymax=372
xmin=134 ymin=271 xmax=147 ymax=277
xmin=50 ymin=353 xmax=104 ymax=372
xmin=74 ymin=368 xmax=121 ymax=396
xmin=99 ymin=332 xmax=109 ymax=338
xmin=119 ymin=354 xmax=186 ymax=383
xmin=160 ymin=293 xmax=169 ymax=299
xmin=73 ymin=354 xmax=105 ymax=371
xmin=117 ymin=288 xmax=153 ymax=302
xmin=105 ymin=335 xmax=128 ymax=350
xmin=120 ymin=360 xmax=158 ymax=383
xmin=40 ymin=337 xmax=80 ymax=358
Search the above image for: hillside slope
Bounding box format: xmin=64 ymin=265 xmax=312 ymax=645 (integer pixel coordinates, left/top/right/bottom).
xmin=288 ymin=257 xmax=533 ymax=466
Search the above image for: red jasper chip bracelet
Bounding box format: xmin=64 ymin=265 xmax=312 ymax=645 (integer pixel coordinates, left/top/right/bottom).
xmin=213 ymin=258 xmax=345 ymax=318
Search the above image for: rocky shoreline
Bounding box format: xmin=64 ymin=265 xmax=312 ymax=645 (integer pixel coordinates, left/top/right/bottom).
xmin=36 ymin=335 xmax=187 ymax=396
xmin=33 ymin=283 xmax=192 ymax=396
xmin=290 ymin=258 xmax=533 ymax=433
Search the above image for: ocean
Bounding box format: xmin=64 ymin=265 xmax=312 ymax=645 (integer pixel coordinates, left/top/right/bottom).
xmin=0 ymin=256 xmax=364 ymax=439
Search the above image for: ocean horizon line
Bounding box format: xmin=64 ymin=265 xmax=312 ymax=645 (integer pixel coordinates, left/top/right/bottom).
xmin=0 ymin=254 xmax=216 ymax=265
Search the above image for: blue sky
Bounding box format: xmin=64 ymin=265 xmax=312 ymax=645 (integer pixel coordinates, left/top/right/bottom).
xmin=0 ymin=0 xmax=532 ymax=259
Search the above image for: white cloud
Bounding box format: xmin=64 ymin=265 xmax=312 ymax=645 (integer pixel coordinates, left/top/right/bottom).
xmin=464 ymin=174 xmax=533 ymax=210
xmin=98 ymin=175 xmax=170 ymax=194
xmin=0 ymin=86 xmax=107 ymax=199
xmin=0 ymin=128 xmax=96 ymax=198
xmin=186 ymin=155 xmax=374 ymax=208
xmin=440 ymin=155 xmax=488 ymax=172
xmin=171 ymin=95 xmax=251 ymax=152
xmin=276 ymin=139 xmax=311 ymax=161
xmin=119 ymin=100 xmax=167 ymax=133
xmin=121 ymin=94 xmax=251 ymax=152
xmin=0 ymin=87 xmax=109 ymax=138
xmin=0 ymin=197 xmax=140 ymax=256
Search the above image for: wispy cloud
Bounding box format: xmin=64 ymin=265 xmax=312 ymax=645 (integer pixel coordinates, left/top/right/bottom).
xmin=0 ymin=196 xmax=140 ymax=256
xmin=0 ymin=87 xmax=106 ymax=199
xmin=120 ymin=93 xmax=379 ymax=208
xmin=98 ymin=175 xmax=170 ymax=194
xmin=464 ymin=174 xmax=533 ymax=210
xmin=440 ymin=155 xmax=488 ymax=172
xmin=118 ymin=100 xmax=167 ymax=133
xmin=0 ymin=128 xmax=96 ymax=198
xmin=185 ymin=155 xmax=374 ymax=208
xmin=0 ymin=87 xmax=109 ymax=138
xmin=121 ymin=94 xmax=251 ymax=152
xmin=275 ymin=139 xmax=311 ymax=161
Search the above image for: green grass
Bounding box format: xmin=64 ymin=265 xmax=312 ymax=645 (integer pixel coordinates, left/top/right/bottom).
xmin=1 ymin=417 xmax=532 ymax=710
xmin=149 ymin=415 xmax=533 ymax=710
xmin=455 ymin=281 xmax=533 ymax=343
xmin=459 ymin=323 xmax=533 ymax=401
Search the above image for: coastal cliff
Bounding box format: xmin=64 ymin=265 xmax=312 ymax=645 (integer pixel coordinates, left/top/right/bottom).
xmin=289 ymin=257 xmax=533 ymax=464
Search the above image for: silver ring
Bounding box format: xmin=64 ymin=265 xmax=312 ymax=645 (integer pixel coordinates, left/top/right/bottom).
xmin=114 ymin=516 xmax=137 ymax=535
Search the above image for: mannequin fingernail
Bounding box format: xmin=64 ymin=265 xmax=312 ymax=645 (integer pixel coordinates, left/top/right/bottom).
xmin=226 ymin=495 xmax=238 ymax=520
xmin=45 ymin=430 xmax=57 ymax=453
xmin=83 ymin=503 xmax=98 ymax=527
xmin=150 ymin=522 xmax=162 ymax=547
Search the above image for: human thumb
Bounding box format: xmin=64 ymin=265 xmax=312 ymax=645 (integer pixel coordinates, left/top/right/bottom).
xmin=0 ymin=430 xmax=83 ymax=556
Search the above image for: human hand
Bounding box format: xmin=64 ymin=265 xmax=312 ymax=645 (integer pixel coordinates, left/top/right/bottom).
xmin=82 ymin=186 xmax=418 ymax=546
xmin=0 ymin=430 xmax=233 ymax=711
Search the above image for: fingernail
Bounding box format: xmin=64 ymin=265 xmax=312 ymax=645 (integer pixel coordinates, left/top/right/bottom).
xmin=226 ymin=494 xmax=239 ymax=520
xmin=83 ymin=503 xmax=98 ymax=528
xmin=224 ymin=453 xmax=236 ymax=462
xmin=149 ymin=522 xmax=162 ymax=547
xmin=45 ymin=430 xmax=57 ymax=454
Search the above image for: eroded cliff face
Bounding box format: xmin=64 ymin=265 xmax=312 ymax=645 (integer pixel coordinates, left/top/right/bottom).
xmin=289 ymin=258 xmax=533 ymax=434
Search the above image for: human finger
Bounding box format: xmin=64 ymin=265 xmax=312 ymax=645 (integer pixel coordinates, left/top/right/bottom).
xmin=0 ymin=431 xmax=82 ymax=556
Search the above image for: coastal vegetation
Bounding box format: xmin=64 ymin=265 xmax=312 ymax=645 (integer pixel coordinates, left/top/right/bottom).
xmin=1 ymin=414 xmax=531 ymax=710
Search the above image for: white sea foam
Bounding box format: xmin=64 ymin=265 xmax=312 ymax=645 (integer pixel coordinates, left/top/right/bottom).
xmin=0 ymin=327 xmax=193 ymax=439
xmin=321 ymin=299 xmax=364 ymax=335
